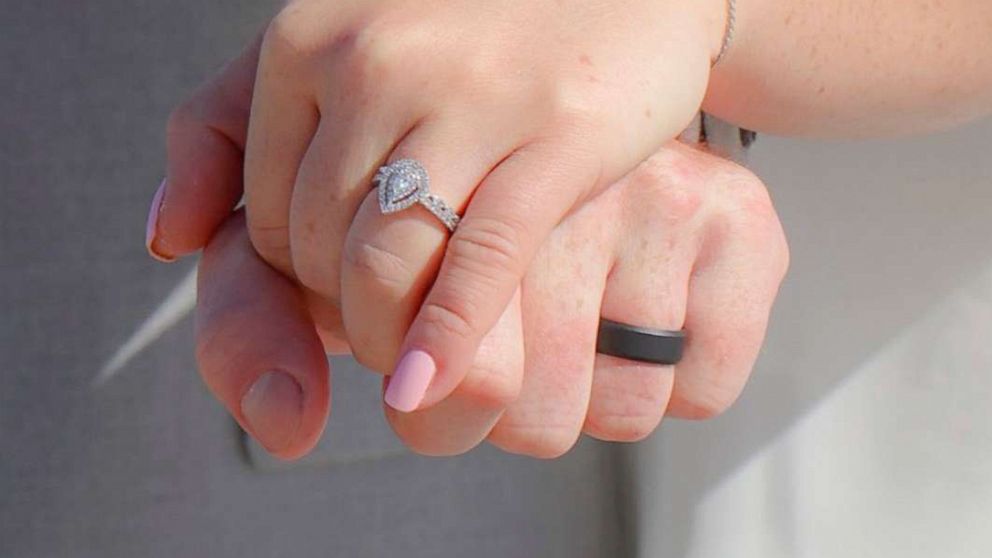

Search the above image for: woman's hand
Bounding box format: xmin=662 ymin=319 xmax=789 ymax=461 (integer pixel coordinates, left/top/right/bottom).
xmin=191 ymin=142 xmax=788 ymax=459
xmin=148 ymin=30 xmax=788 ymax=459
xmin=383 ymin=141 xmax=789 ymax=456
xmin=237 ymin=0 xmax=726 ymax=410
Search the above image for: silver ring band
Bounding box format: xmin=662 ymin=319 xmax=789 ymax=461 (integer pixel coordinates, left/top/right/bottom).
xmin=373 ymin=159 xmax=461 ymax=231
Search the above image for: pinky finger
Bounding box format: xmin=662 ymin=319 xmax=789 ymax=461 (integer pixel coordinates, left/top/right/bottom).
xmin=667 ymin=208 xmax=789 ymax=419
xmin=147 ymin=34 xmax=261 ymax=261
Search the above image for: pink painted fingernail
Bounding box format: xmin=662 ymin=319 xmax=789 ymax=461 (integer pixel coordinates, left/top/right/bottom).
xmin=145 ymin=178 xmax=174 ymax=262
xmin=241 ymin=371 xmax=303 ymax=454
xmin=384 ymin=350 xmax=436 ymax=412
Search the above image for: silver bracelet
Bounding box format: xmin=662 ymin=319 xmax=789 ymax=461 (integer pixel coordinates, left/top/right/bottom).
xmin=712 ymin=0 xmax=737 ymax=66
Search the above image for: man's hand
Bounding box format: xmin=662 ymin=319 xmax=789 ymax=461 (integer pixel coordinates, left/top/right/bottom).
xmin=187 ymin=144 xmax=788 ymax=459
xmin=148 ymin=36 xmax=787 ymax=459
xmin=217 ymin=0 xmax=725 ymax=411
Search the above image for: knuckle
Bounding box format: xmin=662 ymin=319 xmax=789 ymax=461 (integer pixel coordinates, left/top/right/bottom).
xmin=447 ymin=217 xmax=525 ymax=282
xmin=670 ymin=351 xmax=759 ymax=421
xmin=634 ymin=170 xmax=704 ymax=224
xmin=263 ymin=7 xmax=416 ymax=94
xmin=342 ymin=235 xmax=416 ymax=291
xmin=585 ymin=386 xmax=668 ymax=442
xmin=292 ymin=256 xmax=336 ymax=301
xmin=289 ymin=220 xmax=340 ymax=299
xmin=351 ymin=345 xmax=396 ymax=375
xmin=625 ymin=149 xmax=711 ymax=225
xmin=417 ymin=300 xmax=477 ymax=344
xmin=193 ymin=316 xmax=224 ymax=375
xmin=710 ymin=325 xmax=763 ymax=372
xmin=585 ymin=412 xmax=662 ymax=443
xmin=722 ymin=161 xmax=763 ymax=190
xmin=246 ymin=221 xmax=292 ymax=270
xmin=661 ymin=185 xmax=704 ymax=223
xmin=399 ymin=435 xmax=473 ymax=458
xmin=668 ymin=380 xmax=743 ymax=420
xmin=323 ymin=178 xmax=359 ymax=206
xmin=715 ymin=174 xmax=791 ymax=282
xmin=638 ymin=146 xmax=705 ymax=188
xmin=457 ymin=56 xmax=504 ymax=94
xmin=671 ymin=371 xmax=748 ymax=420
xmin=457 ymin=363 xmax=521 ymax=411
xmin=416 ymin=219 xmax=526 ymax=340
xmin=388 ymin=419 xmax=475 ymax=457
xmin=335 ymin=20 xmax=410 ymax=91
xmin=715 ymin=165 xmax=775 ymax=221
xmin=747 ymin=209 xmax=791 ymax=284
xmin=668 ymin=391 xmax=736 ymax=420
xmin=488 ymin=421 xmax=579 ymax=459
xmin=165 ymin=101 xmax=195 ymax=145
xmin=774 ymin=229 xmax=791 ymax=281
xmin=194 ymin=305 xmax=255 ymax=387
xmin=548 ymin=85 xmax=604 ymax=132
xmin=262 ymin=8 xmax=318 ymax=66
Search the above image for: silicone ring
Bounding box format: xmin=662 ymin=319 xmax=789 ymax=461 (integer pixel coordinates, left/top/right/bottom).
xmin=596 ymin=318 xmax=685 ymax=365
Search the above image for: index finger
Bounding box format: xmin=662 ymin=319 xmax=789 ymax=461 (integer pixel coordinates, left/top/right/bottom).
xmin=387 ymin=140 xmax=602 ymax=412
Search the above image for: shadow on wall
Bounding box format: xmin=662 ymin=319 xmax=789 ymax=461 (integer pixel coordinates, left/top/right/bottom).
xmin=630 ymin=119 xmax=992 ymax=557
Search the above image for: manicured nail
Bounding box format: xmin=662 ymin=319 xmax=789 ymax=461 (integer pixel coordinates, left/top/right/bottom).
xmin=145 ymin=178 xmax=174 ymax=262
xmin=240 ymin=371 xmax=303 ymax=453
xmin=384 ymin=350 xmax=436 ymax=412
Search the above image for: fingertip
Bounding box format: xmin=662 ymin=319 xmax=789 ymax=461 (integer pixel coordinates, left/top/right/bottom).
xmin=393 ymin=287 xmax=527 ymax=412
xmin=240 ymin=370 xmax=304 ymax=456
xmin=158 ymin=42 xmax=257 ymax=259
xmin=162 ymin=118 xmax=245 ymax=254
xmin=384 ymin=349 xmax=436 ymax=412
xmin=394 ymin=302 xmax=480 ymax=411
xmin=145 ymin=178 xmax=176 ymax=262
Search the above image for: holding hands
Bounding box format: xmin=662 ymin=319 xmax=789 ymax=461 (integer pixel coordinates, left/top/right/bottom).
xmin=147 ymin=0 xmax=789 ymax=459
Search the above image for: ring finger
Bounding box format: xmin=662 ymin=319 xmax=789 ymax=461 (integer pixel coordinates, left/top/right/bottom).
xmin=338 ymin=113 xmax=522 ymax=374
xmin=582 ymin=228 xmax=693 ymax=442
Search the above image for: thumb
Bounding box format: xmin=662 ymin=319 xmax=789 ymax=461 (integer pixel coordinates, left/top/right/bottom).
xmin=145 ymin=33 xmax=261 ymax=261
xmin=196 ymin=211 xmax=330 ymax=459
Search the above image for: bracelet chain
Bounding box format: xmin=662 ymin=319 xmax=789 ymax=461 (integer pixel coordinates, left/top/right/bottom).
xmin=712 ymin=0 xmax=736 ymax=66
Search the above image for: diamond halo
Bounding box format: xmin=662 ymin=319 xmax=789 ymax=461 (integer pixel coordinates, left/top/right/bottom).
xmin=373 ymin=159 xmax=461 ymax=231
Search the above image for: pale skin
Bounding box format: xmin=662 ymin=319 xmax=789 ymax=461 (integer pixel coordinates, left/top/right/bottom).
xmin=149 ymin=1 xmax=992 ymax=458
xmin=706 ymin=0 xmax=992 ymax=136
xmin=194 ymin=147 xmax=788 ymax=459
xmin=154 ymin=36 xmax=788 ymax=458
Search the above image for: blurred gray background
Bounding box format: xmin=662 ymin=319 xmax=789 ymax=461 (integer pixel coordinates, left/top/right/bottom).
xmin=2 ymin=1 xmax=991 ymax=557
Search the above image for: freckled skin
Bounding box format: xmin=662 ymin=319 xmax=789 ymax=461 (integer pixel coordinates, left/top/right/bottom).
xmin=706 ymin=0 xmax=992 ymax=137
xmin=160 ymin=0 xmax=989 ymax=458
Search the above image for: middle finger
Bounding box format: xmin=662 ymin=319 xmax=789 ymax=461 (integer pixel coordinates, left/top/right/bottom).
xmin=487 ymin=203 xmax=613 ymax=458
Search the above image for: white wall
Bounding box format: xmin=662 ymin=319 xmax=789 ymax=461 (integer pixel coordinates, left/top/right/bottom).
xmin=633 ymin=119 xmax=992 ymax=557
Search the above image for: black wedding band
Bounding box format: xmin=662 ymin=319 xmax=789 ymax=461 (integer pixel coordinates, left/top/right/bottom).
xmin=596 ymin=318 xmax=685 ymax=365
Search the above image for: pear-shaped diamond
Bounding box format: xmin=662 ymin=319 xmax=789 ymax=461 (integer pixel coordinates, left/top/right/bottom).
xmin=377 ymin=159 xmax=428 ymax=214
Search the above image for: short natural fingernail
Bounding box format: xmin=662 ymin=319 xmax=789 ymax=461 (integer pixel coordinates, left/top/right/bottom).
xmin=384 ymin=350 xmax=436 ymax=412
xmin=145 ymin=178 xmax=175 ymax=262
xmin=241 ymin=371 xmax=303 ymax=453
